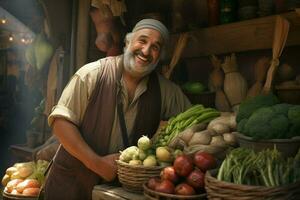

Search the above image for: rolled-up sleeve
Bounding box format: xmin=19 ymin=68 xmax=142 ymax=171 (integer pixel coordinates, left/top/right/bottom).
xmin=48 ymin=74 xmax=89 ymax=127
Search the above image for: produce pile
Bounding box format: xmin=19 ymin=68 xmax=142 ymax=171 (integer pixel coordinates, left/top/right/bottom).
xmin=237 ymin=93 xmax=300 ymax=139
xmin=146 ymin=151 xmax=217 ymax=196
xmin=169 ymin=112 xmax=238 ymax=159
xmin=153 ymin=104 xmax=220 ymax=147
xmin=2 ymin=160 xmax=49 ymax=197
xmin=119 ymin=136 xmax=177 ymax=167
xmin=217 ymin=147 xmax=300 ymax=186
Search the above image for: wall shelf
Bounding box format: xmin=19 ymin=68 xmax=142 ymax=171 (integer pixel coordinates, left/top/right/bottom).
xmin=168 ymin=11 xmax=300 ymax=58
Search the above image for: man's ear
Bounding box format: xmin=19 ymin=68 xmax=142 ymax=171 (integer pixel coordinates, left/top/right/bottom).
xmin=125 ymin=39 xmax=130 ymax=47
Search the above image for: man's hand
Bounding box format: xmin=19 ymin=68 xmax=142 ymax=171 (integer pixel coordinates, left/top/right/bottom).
xmin=92 ymin=153 xmax=120 ymax=182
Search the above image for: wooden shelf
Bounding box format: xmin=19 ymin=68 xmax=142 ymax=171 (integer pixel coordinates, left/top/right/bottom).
xmin=168 ymin=11 xmax=300 ymax=58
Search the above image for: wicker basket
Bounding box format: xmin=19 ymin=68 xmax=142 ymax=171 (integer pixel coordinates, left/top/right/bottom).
xmin=143 ymin=183 xmax=207 ymax=200
xmin=116 ymin=160 xmax=163 ymax=193
xmin=2 ymin=190 xmax=38 ymax=200
xmin=234 ymin=132 xmax=300 ymax=157
xmin=205 ymin=171 xmax=300 ymax=200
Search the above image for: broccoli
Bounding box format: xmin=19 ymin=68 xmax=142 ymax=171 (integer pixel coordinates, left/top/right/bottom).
xmin=287 ymin=123 xmax=300 ymax=138
xmin=242 ymin=105 xmax=291 ymax=139
xmin=237 ymin=118 xmax=248 ymax=133
xmin=288 ymin=105 xmax=300 ymax=125
xmin=236 ymin=93 xmax=279 ymax=123
xmin=271 ymin=103 xmax=292 ymax=116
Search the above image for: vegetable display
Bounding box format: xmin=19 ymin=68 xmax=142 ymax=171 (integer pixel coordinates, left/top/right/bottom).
xmin=236 ymin=93 xmax=280 ymax=123
xmin=119 ymin=136 xmax=176 ymax=166
xmin=169 ymin=112 xmax=238 ymax=159
xmin=217 ymin=147 xmax=300 ymax=186
xmin=146 ymin=151 xmax=217 ymax=196
xmin=153 ymin=104 xmax=220 ymax=147
xmin=2 ymin=160 xmax=49 ymax=197
xmin=238 ymin=103 xmax=300 ymax=139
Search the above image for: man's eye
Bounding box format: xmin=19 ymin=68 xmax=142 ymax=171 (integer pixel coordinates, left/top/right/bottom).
xmin=139 ymin=39 xmax=146 ymax=44
xmin=152 ymin=45 xmax=160 ymax=52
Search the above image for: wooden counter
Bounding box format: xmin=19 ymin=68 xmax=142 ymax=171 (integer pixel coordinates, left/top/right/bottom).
xmin=92 ymin=184 xmax=145 ymax=200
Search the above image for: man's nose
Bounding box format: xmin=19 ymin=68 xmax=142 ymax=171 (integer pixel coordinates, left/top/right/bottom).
xmin=141 ymin=44 xmax=150 ymax=56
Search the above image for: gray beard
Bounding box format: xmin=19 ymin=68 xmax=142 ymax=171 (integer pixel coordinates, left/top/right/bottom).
xmin=123 ymin=47 xmax=158 ymax=78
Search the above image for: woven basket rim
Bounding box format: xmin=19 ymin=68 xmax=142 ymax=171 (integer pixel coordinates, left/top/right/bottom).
xmin=116 ymin=160 xmax=164 ymax=170
xmin=3 ymin=190 xmax=38 ymax=199
xmin=143 ymin=183 xmax=206 ymax=199
xmin=234 ymin=132 xmax=300 ymax=142
xmin=205 ymin=170 xmax=300 ymax=196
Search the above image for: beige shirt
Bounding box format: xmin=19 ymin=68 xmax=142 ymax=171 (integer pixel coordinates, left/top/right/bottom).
xmin=49 ymin=56 xmax=191 ymax=153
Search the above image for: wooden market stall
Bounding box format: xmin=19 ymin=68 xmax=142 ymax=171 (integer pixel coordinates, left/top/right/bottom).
xmin=1 ymin=0 xmax=300 ymax=199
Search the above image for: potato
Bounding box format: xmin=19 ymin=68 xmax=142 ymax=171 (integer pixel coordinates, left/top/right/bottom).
xmin=22 ymin=187 xmax=40 ymax=196
xmin=11 ymin=189 xmax=22 ymax=195
xmin=2 ymin=174 xmax=10 ymax=187
xmin=16 ymin=179 xmax=40 ymax=193
xmin=6 ymin=179 xmax=23 ymax=193
xmin=5 ymin=167 xmax=17 ymax=176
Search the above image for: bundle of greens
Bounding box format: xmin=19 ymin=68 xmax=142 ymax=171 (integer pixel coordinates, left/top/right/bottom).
xmin=217 ymin=147 xmax=300 ymax=186
xmin=153 ymin=104 xmax=220 ymax=147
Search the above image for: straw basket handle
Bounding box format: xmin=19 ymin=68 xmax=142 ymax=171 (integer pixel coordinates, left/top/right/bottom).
xmin=262 ymin=16 xmax=290 ymax=94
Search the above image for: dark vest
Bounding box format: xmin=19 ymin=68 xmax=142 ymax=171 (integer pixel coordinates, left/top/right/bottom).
xmin=44 ymin=56 xmax=161 ymax=200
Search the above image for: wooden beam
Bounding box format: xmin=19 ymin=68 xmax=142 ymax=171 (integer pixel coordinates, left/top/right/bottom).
xmin=168 ymin=11 xmax=300 ymax=58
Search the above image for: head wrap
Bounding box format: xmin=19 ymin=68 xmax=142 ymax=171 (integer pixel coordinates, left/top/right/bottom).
xmin=132 ymin=19 xmax=169 ymax=43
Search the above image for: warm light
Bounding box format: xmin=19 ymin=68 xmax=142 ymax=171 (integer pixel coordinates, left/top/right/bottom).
xmin=1 ymin=18 xmax=7 ymax=24
xmin=9 ymin=35 xmax=13 ymax=41
xmin=21 ymin=38 xmax=26 ymax=43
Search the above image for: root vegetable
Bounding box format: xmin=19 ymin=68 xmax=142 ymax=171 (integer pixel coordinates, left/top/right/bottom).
xmin=173 ymin=155 xmax=194 ymax=177
xmin=143 ymin=155 xmax=157 ymax=167
xmin=184 ymin=144 xmax=228 ymax=159
xmin=193 ymin=152 xmax=217 ymax=172
xmin=223 ymin=133 xmax=237 ymax=146
xmin=18 ymin=166 xmax=34 ymax=178
xmin=2 ymin=174 xmax=10 ymax=187
xmin=156 ymin=147 xmax=173 ymax=162
xmin=175 ymin=183 xmax=196 ymax=195
xmin=5 ymin=167 xmax=17 ymax=176
xmin=22 ymin=187 xmax=40 ymax=196
xmin=11 ymin=189 xmax=21 ymax=195
xmin=137 ymin=136 xmax=151 ymax=151
xmin=208 ymin=112 xmax=237 ymax=130
xmin=208 ymin=123 xmax=230 ymax=134
xmin=188 ymin=130 xmax=213 ymax=146
xmin=186 ymin=169 xmax=205 ymax=189
xmin=128 ymin=160 xmax=142 ymax=166
xmin=147 ymin=177 xmax=161 ymax=190
xmin=155 ymin=180 xmax=175 ymax=194
xmin=179 ymin=123 xmax=208 ymax=144
xmin=160 ymin=166 xmax=179 ymax=183
xmin=6 ymin=179 xmax=23 ymax=193
xmin=210 ymin=135 xmax=226 ymax=147
xmin=16 ymin=179 xmax=40 ymax=193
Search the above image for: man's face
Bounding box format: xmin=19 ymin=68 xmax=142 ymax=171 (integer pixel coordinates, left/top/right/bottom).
xmin=124 ymin=28 xmax=163 ymax=78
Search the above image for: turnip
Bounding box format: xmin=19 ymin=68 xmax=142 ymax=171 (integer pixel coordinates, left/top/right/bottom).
xmin=156 ymin=147 xmax=173 ymax=162
xmin=143 ymin=155 xmax=157 ymax=167
xmin=137 ymin=135 xmax=151 ymax=151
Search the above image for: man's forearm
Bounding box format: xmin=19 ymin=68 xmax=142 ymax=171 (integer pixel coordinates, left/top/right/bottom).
xmin=52 ymin=118 xmax=117 ymax=180
xmin=52 ymin=118 xmax=99 ymax=168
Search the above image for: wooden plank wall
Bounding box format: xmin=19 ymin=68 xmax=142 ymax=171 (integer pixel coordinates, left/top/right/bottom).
xmin=168 ymin=11 xmax=300 ymax=58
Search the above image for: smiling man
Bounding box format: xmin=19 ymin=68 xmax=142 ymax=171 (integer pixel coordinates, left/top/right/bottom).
xmin=44 ymin=19 xmax=191 ymax=200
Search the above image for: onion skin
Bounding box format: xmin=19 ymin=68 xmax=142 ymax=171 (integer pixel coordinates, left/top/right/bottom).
xmin=173 ymin=155 xmax=194 ymax=177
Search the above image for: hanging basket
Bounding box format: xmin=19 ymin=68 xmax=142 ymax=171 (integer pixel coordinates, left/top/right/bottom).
xmin=116 ymin=160 xmax=163 ymax=193
xmin=205 ymin=171 xmax=300 ymax=200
